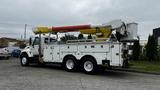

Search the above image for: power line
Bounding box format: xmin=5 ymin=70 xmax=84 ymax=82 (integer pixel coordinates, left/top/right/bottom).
xmin=0 ymin=22 xmax=24 ymax=25
xmin=0 ymin=32 xmax=21 ymax=34
xmin=0 ymin=22 xmax=35 ymax=27
xmin=24 ymin=24 xmax=27 ymax=40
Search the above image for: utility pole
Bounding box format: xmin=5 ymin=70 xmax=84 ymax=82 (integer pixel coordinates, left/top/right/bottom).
xmin=21 ymin=35 xmax=23 ymax=40
xmin=24 ymin=24 xmax=27 ymax=40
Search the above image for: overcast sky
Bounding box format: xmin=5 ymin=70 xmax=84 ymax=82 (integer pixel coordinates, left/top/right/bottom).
xmin=0 ymin=0 xmax=160 ymax=40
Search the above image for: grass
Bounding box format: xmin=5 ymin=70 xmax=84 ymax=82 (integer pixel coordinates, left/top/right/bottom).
xmin=129 ymin=60 xmax=160 ymax=73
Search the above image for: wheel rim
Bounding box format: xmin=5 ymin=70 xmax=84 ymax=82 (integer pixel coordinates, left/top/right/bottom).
xmin=66 ymin=59 xmax=74 ymax=70
xmin=22 ymin=57 xmax=27 ymax=65
xmin=84 ymin=61 xmax=93 ymax=72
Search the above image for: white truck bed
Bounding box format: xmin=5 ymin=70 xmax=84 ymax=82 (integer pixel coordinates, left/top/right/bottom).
xmin=43 ymin=41 xmax=123 ymax=67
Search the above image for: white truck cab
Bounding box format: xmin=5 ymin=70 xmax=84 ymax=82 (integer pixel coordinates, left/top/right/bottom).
xmin=21 ymin=35 xmax=56 ymax=58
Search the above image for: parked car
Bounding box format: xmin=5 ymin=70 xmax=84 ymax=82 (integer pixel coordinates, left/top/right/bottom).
xmin=11 ymin=49 xmax=21 ymax=58
xmin=6 ymin=46 xmax=20 ymax=54
xmin=0 ymin=48 xmax=10 ymax=59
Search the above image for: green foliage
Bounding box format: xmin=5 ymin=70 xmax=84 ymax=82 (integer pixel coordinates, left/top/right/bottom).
xmin=146 ymin=35 xmax=158 ymax=61
xmin=130 ymin=60 xmax=160 ymax=72
xmin=158 ymin=46 xmax=160 ymax=61
xmin=60 ymin=34 xmax=77 ymax=42
xmin=132 ymin=40 xmax=141 ymax=60
xmin=78 ymin=34 xmax=84 ymax=39
xmin=139 ymin=47 xmax=147 ymax=60
xmin=87 ymin=34 xmax=92 ymax=39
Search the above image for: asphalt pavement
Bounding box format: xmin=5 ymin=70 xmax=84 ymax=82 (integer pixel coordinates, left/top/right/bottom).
xmin=0 ymin=58 xmax=160 ymax=90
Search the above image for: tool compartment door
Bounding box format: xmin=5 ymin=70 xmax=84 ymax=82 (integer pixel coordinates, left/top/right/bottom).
xmin=43 ymin=45 xmax=53 ymax=62
xmin=52 ymin=45 xmax=60 ymax=62
xmin=110 ymin=43 xmax=121 ymax=66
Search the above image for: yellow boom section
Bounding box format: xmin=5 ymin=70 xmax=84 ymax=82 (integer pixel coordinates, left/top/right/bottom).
xmin=33 ymin=27 xmax=52 ymax=34
xmin=80 ymin=27 xmax=112 ymax=38
xmin=33 ymin=26 xmax=112 ymax=39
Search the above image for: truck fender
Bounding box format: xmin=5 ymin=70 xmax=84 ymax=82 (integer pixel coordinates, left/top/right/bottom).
xmin=21 ymin=49 xmax=33 ymax=58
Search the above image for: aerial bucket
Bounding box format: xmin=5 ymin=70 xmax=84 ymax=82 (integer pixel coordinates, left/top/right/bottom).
xmin=121 ymin=23 xmax=138 ymax=42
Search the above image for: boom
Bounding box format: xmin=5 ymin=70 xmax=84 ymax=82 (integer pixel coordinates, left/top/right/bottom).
xmin=33 ymin=19 xmax=138 ymax=41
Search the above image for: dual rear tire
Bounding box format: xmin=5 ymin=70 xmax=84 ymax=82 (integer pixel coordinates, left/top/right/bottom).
xmin=82 ymin=58 xmax=98 ymax=74
xmin=63 ymin=57 xmax=78 ymax=72
xmin=63 ymin=56 xmax=98 ymax=74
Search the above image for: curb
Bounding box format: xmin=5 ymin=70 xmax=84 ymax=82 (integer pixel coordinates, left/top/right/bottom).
xmin=111 ymin=68 xmax=160 ymax=75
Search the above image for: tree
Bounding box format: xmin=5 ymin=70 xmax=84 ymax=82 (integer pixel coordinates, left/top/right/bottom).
xmin=78 ymin=34 xmax=84 ymax=39
xmin=87 ymin=34 xmax=92 ymax=39
xmin=132 ymin=40 xmax=141 ymax=60
xmin=146 ymin=35 xmax=158 ymax=61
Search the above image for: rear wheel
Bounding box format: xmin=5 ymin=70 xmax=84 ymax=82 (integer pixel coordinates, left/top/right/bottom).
xmin=63 ymin=57 xmax=77 ymax=72
xmin=82 ymin=58 xmax=97 ymax=74
xmin=20 ymin=54 xmax=29 ymax=66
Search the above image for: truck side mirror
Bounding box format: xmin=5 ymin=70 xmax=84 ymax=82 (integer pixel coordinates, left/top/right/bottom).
xmin=29 ymin=37 xmax=32 ymax=46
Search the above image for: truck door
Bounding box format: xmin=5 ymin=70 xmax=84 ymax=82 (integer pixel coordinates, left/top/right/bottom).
xmin=110 ymin=43 xmax=121 ymax=66
xmin=31 ymin=37 xmax=39 ymax=55
xmin=43 ymin=45 xmax=60 ymax=62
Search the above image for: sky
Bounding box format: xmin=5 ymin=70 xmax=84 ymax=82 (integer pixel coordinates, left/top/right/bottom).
xmin=0 ymin=0 xmax=160 ymax=40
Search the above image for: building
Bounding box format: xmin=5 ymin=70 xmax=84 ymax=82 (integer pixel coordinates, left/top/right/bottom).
xmin=0 ymin=37 xmax=25 ymax=48
xmin=153 ymin=27 xmax=160 ymax=45
xmin=140 ymin=40 xmax=148 ymax=46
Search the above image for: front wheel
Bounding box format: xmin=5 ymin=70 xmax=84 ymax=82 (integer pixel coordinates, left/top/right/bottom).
xmin=63 ymin=57 xmax=77 ymax=72
xmin=82 ymin=58 xmax=97 ymax=74
xmin=20 ymin=54 xmax=29 ymax=66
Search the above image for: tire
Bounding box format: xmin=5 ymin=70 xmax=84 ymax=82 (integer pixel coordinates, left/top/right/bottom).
xmin=82 ymin=57 xmax=97 ymax=74
xmin=20 ymin=54 xmax=29 ymax=66
xmin=63 ymin=57 xmax=77 ymax=72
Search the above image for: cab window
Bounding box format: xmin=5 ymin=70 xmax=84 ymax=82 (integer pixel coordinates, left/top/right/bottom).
xmin=33 ymin=37 xmax=39 ymax=46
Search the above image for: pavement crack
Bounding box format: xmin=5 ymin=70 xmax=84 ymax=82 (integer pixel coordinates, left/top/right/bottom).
xmin=79 ymin=77 xmax=85 ymax=90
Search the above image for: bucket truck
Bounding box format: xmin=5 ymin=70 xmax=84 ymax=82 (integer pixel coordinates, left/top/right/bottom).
xmin=20 ymin=20 xmax=138 ymax=74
